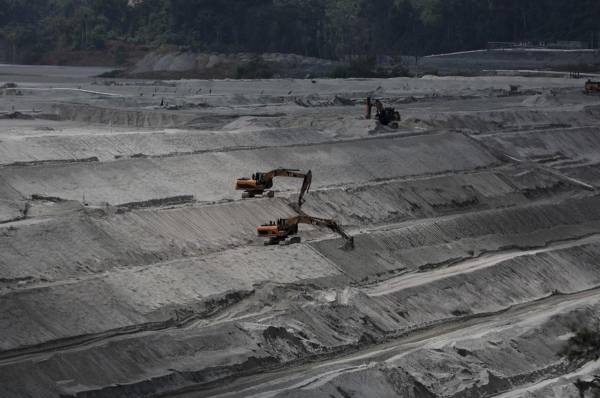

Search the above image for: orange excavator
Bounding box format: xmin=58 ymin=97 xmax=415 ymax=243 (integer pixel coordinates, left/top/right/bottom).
xmin=235 ymin=169 xmax=312 ymax=207
xmin=257 ymin=212 xmax=354 ymax=250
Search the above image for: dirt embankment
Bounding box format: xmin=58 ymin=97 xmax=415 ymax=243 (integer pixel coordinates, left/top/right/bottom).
xmin=119 ymin=51 xmax=343 ymax=79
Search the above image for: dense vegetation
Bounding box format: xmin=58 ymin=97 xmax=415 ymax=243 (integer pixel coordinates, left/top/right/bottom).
xmin=2 ymin=0 xmax=600 ymax=64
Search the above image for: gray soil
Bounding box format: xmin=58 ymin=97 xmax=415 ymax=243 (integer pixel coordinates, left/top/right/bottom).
xmin=1 ymin=64 xmax=600 ymax=397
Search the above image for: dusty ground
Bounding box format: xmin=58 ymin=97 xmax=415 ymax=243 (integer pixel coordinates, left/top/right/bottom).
xmin=1 ymin=64 xmax=600 ymax=397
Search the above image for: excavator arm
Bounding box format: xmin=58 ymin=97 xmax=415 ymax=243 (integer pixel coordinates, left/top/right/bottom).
xmin=297 ymin=170 xmax=312 ymax=207
xmin=297 ymin=214 xmax=354 ymax=248
xmin=271 ymin=169 xmax=312 ymax=206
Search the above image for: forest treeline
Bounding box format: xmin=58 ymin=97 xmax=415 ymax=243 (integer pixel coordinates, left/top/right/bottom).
xmin=2 ymin=0 xmax=600 ymax=63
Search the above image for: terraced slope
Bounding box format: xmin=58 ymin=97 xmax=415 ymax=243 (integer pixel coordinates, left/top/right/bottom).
xmin=1 ymin=66 xmax=600 ymax=398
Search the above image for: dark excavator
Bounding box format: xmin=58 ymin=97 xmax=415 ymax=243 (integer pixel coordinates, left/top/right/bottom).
xmin=366 ymin=97 xmax=401 ymax=127
xmin=235 ymin=169 xmax=312 ymax=207
xmin=585 ymin=80 xmax=600 ymax=94
xmin=257 ymin=211 xmax=354 ymax=250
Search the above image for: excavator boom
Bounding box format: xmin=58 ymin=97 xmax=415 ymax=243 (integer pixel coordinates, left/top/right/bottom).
xmin=297 ymin=214 xmax=354 ymax=248
xmin=270 ymin=169 xmax=307 ymax=179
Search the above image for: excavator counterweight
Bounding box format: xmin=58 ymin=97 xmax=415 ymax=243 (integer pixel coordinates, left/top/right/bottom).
xmin=236 ymin=169 xmax=312 ymax=207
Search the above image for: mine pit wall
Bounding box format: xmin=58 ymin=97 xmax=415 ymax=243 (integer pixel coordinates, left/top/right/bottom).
xmin=301 ymin=168 xmax=584 ymax=227
xmin=0 ymin=163 xmax=588 ymax=291
xmin=403 ymin=104 xmax=600 ymax=133
xmin=475 ymin=124 xmax=600 ymax=190
xmin=0 ymin=201 xmax=25 ymax=223
xmin=3 ymin=100 xmax=600 ymax=172
xmin=0 ymin=244 xmax=341 ymax=352
xmin=302 ymin=171 xmax=516 ymax=226
xmin=0 ymin=127 xmax=331 ymax=165
xmin=47 ymin=102 xmax=307 ymax=129
xmin=311 ymin=196 xmax=600 ymax=281
xmin=0 ymin=132 xmax=498 ymax=205
xmin=499 ymin=362 xmax=600 ymax=398
xmin=3 ymin=237 xmax=600 ymax=397
xmin=3 ymin=96 xmax=600 ymax=169
xmin=0 ymin=176 xmax=27 ymax=222
xmin=43 ymin=99 xmax=600 ymax=133
xmin=2 ymin=79 xmax=600 ymax=397
xmin=268 ymin=299 xmax=600 ymax=398
xmin=360 ymin=242 xmax=600 ymax=328
xmin=49 ymin=103 xmax=202 ymax=129
xmin=2 ymin=196 xmax=600 ymax=395
xmin=563 ymin=163 xmax=600 ymax=186
xmin=478 ymin=126 xmax=600 ymax=166
xmin=0 ymin=199 xmax=296 ymax=286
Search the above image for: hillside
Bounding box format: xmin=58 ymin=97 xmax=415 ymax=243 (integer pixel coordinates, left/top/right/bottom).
xmin=2 ymin=0 xmax=600 ymax=66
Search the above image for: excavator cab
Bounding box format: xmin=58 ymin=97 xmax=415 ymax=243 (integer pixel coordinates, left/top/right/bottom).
xmin=257 ymin=218 xmax=299 ymax=245
xmin=235 ymin=172 xmax=275 ymax=198
xmin=252 ymin=172 xmax=273 ymax=188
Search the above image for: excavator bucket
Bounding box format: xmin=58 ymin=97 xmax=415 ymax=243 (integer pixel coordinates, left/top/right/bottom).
xmin=341 ymin=236 xmax=355 ymax=251
xmin=326 ymin=219 xmax=354 ymax=250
